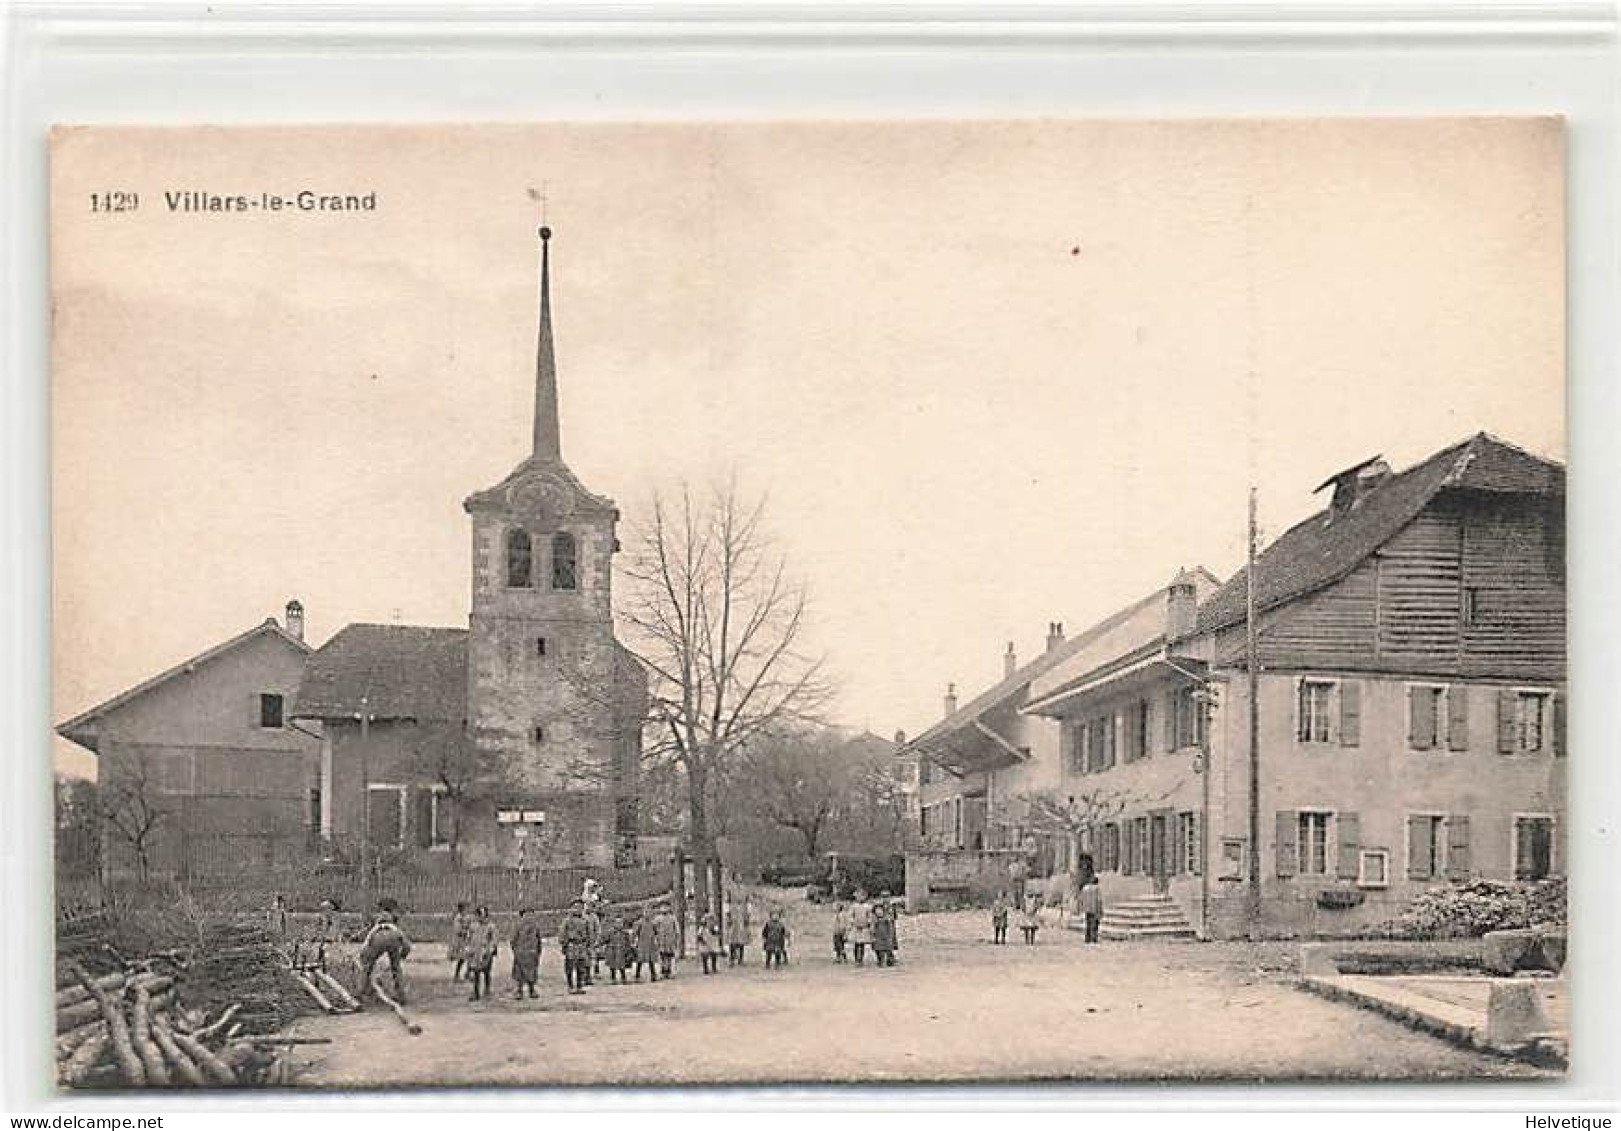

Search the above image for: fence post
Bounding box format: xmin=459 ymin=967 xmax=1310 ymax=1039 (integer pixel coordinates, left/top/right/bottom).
xmin=672 ymin=846 xmax=687 ymax=957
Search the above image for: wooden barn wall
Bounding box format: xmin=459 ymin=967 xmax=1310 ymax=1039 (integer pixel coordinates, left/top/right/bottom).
xmin=1250 ymin=491 xmax=1564 ymax=679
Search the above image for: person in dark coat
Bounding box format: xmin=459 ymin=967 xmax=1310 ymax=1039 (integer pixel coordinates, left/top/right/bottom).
xmin=633 ymin=907 xmax=660 ymax=982
xmin=560 ymin=901 xmax=592 ymax=994
xmin=990 ymin=893 xmax=1010 ymax=945
xmin=1079 ymin=876 xmax=1103 ymax=944
xmin=510 ymin=907 xmax=543 ymax=998
xmin=653 ymin=903 xmax=680 ymax=979
xmin=762 ymin=910 xmax=790 ymax=969
xmin=604 ymin=914 xmax=633 ymax=984
xmin=465 ymin=905 xmax=498 ymax=1002
xmin=872 ymin=901 xmax=898 ymax=967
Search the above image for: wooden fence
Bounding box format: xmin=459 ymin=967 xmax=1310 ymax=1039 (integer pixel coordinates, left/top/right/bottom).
xmin=58 ymin=862 xmax=674 ymax=918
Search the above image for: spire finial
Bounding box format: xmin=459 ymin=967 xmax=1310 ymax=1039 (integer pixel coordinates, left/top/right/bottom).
xmin=531 ymin=224 xmax=560 ymax=461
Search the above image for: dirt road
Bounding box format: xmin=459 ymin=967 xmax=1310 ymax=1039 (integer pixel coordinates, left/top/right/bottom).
xmin=290 ymin=904 xmax=1551 ymax=1086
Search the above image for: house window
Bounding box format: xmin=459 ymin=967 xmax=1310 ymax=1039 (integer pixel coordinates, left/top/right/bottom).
xmin=551 ymin=532 xmax=578 ymax=590
xmin=1297 ymin=811 xmax=1332 ymax=876
xmin=1126 ymin=700 xmax=1150 ymax=762
xmin=1515 ymin=691 xmax=1551 ymax=753
xmin=1177 ymin=811 xmax=1200 ymax=875
xmin=535 ymin=636 xmax=547 ymax=657
xmin=366 ymin=784 xmax=408 ymax=850
xmin=1065 ymin=721 xmax=1086 ymax=774
xmin=1099 ymin=823 xmax=1120 ymax=872
xmin=532 ymin=724 xmax=546 ymax=744
xmin=1406 ymin=814 xmax=1446 ymax=880
xmin=1171 ymin=686 xmax=1206 ymax=750
xmin=1296 ymin=679 xmax=1337 ymax=744
xmin=1358 ymin=848 xmax=1390 ymax=888
xmin=1220 ymin=838 xmax=1245 ymax=881
xmin=258 ymin=693 xmax=285 ymax=729
xmin=1408 ymin=685 xmax=1447 ymax=750
xmin=1513 ymin=815 xmax=1555 ymax=880
xmin=506 ymin=528 xmax=533 ymax=588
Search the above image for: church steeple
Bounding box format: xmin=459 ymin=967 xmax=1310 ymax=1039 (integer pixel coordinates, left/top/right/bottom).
xmin=532 ymin=225 xmax=561 ymax=463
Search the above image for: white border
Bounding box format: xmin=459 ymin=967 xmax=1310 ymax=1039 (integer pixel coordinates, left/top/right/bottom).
xmin=4 ymin=0 xmax=1618 ymax=1114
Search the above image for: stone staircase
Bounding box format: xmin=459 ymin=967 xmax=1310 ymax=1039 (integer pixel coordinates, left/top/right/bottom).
xmin=1093 ymin=893 xmax=1198 ymax=941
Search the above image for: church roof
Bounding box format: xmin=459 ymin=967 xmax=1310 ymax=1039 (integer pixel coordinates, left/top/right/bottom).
xmin=291 ymin=623 xmax=469 ymax=722
xmin=1196 ymin=432 xmax=1565 ymax=636
xmin=57 ymin=617 xmax=311 ymax=754
xmin=461 ymin=455 xmax=617 ymax=515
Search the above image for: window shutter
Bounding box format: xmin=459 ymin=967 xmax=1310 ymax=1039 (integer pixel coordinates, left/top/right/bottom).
xmin=1170 ymin=815 xmax=1186 ymax=875
xmin=412 ymin=789 xmax=433 ymax=849
xmin=1445 ymin=814 xmax=1471 ymax=880
xmin=1295 ymin=681 xmax=1309 ymax=742
xmin=1552 ymin=692 xmax=1566 ymax=758
xmin=1336 ymin=811 xmax=1360 ymax=879
xmin=1408 ymin=687 xmax=1433 ymax=750
xmin=1191 ymin=813 xmax=1203 ymax=876
xmin=1407 ymin=817 xmax=1433 ymax=879
xmin=1339 ymin=681 xmax=1362 ymax=747
xmin=1447 ymin=684 xmax=1470 ymax=751
xmin=1165 ymin=691 xmax=1178 ymax=750
xmin=1274 ymin=810 xmax=1297 ymax=877
xmin=1497 ymin=689 xmax=1518 ymax=753
xmin=249 ymin=693 xmax=262 ymax=728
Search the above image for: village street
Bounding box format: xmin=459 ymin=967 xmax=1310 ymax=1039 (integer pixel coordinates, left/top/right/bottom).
xmin=289 ymin=901 xmax=1551 ymax=1086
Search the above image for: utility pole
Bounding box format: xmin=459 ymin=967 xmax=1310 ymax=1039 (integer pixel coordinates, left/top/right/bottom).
xmin=1245 ymin=487 xmax=1263 ymax=936
xmin=359 ymin=695 xmax=371 ymax=906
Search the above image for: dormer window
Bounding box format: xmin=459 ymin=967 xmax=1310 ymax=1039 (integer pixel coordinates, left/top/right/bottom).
xmin=551 ymin=532 xmax=578 ymax=590
xmin=506 ymin=528 xmax=533 ymax=588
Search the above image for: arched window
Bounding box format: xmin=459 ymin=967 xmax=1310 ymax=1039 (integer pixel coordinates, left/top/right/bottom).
xmin=505 ymin=528 xmax=532 ymax=588
xmin=551 ymin=531 xmax=578 ymax=590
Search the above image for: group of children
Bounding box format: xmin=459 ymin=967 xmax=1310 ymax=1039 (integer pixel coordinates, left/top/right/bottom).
xmin=989 ymin=871 xmax=1105 ymax=945
xmin=447 ymin=897 xmax=686 ymax=999
xmin=828 ymin=893 xmax=901 ymax=967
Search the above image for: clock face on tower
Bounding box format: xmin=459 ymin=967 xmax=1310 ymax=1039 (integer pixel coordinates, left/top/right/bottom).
xmin=506 ymin=469 xmax=575 ymax=521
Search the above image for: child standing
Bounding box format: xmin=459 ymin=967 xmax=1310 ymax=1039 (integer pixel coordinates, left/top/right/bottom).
xmin=510 ymin=907 xmax=543 ymax=999
xmin=762 ymin=910 xmax=790 ymax=969
xmin=633 ymin=906 xmax=660 ymax=982
xmin=1020 ymin=893 xmax=1041 ymax=945
xmin=604 ymin=914 xmax=632 ymax=984
xmin=1079 ymin=876 xmax=1103 ymax=944
xmin=725 ymin=899 xmax=751 ymax=967
xmin=583 ymin=902 xmax=602 ymax=986
xmin=697 ymin=913 xmax=723 ymax=975
xmin=848 ymin=892 xmax=873 ymax=966
xmin=560 ymin=900 xmax=592 ymax=995
xmin=465 ymin=905 xmax=497 ymax=1002
xmin=990 ymin=893 xmax=1010 ymax=945
xmin=653 ymin=903 xmax=680 ymax=980
xmin=831 ymin=902 xmax=849 ymax=963
xmin=872 ymin=902 xmax=898 ymax=967
xmin=449 ymin=901 xmax=472 ymax=982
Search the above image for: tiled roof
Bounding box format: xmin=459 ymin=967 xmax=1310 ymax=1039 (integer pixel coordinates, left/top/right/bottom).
xmin=57 ymin=618 xmax=311 ymax=753
xmin=291 ymin=624 xmax=469 ymax=721
xmin=1196 ymin=433 xmax=1564 ymax=636
xmin=904 ymin=584 xmax=1187 ymax=757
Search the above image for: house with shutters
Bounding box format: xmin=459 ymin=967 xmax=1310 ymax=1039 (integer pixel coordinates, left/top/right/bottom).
xmin=1024 ymin=432 xmax=1565 ymax=938
xmin=56 ymin=606 xmax=320 ymax=878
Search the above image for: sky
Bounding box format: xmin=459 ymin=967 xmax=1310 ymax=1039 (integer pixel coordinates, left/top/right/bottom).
xmin=50 ymin=119 xmax=1565 ymax=778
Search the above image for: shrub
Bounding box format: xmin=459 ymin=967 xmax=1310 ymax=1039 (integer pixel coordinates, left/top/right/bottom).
xmin=1378 ymin=877 xmax=1566 ymax=939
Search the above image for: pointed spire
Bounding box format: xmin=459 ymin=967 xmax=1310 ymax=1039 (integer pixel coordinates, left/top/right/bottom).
xmin=532 ymin=225 xmax=561 ymax=462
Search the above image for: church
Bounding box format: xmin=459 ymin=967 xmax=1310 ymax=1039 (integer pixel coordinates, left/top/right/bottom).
xmin=60 ymin=227 xmax=648 ymax=875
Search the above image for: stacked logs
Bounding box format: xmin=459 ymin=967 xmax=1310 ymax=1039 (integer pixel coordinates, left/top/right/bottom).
xmin=55 ymin=921 xmax=334 ymax=1089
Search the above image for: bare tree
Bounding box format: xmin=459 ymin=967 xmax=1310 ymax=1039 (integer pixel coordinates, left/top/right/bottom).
xmin=99 ymin=750 xmax=173 ymax=882
xmin=1003 ymin=785 xmax=1166 ymax=890
xmin=739 ymin=728 xmax=848 ymax=861
xmin=401 ymin=720 xmax=498 ymax=859
xmin=618 ymin=480 xmax=833 ymax=919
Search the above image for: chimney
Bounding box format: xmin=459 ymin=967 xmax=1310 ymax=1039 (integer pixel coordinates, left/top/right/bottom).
xmin=1045 ymin=622 xmax=1066 ymax=653
xmin=1317 ymin=456 xmax=1393 ymax=521
xmin=894 ymin=729 xmax=907 ymax=746
xmin=943 ymin=682 xmax=958 ymax=718
xmin=1003 ymin=641 xmax=1018 ymax=679
xmin=284 ymin=599 xmax=305 ymax=642
xmin=1166 ymin=569 xmax=1198 ymax=641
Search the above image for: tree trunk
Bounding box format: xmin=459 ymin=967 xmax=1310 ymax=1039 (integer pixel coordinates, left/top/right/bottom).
xmin=687 ymin=761 xmax=715 ymax=924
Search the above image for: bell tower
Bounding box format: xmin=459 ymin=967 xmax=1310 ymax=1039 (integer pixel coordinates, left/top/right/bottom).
xmin=462 ymin=226 xmax=629 ymax=867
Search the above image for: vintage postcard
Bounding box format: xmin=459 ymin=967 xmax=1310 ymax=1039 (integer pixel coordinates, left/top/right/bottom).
xmin=50 ymin=120 xmax=1566 ymax=1088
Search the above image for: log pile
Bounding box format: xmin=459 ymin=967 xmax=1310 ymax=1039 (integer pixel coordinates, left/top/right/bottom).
xmin=54 ymin=919 xmax=330 ymax=1089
